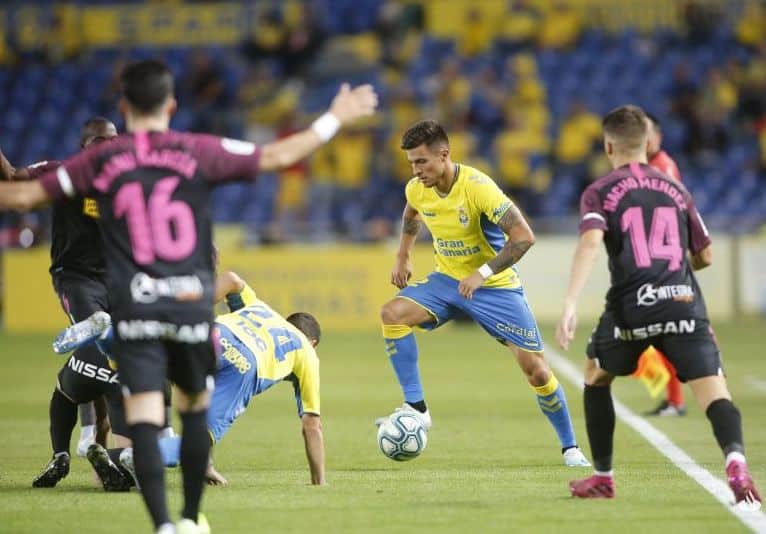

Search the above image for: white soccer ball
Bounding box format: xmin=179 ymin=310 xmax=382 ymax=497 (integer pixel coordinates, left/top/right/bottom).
xmin=376 ymin=412 xmax=428 ymax=461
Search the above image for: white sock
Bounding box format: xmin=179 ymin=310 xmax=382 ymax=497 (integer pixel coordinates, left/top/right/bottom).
xmin=79 ymin=425 xmax=94 ymax=440
xmin=594 ymin=469 xmax=614 ymax=477
xmin=725 ymin=451 xmax=746 ymax=468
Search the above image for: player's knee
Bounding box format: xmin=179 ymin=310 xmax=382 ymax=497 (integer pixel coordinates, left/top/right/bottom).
xmin=380 ymin=300 xmax=405 ymax=325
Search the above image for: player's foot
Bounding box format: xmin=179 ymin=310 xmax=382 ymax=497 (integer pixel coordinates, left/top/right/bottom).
xmin=156 ymin=523 xmax=175 ymax=534
xmin=76 ymin=424 xmax=95 ymax=457
xmin=569 ymin=474 xmax=615 ymax=498
xmin=86 ymin=443 xmax=131 ymax=492
xmin=176 ymin=513 xmax=211 ymax=534
xmin=726 ymin=460 xmax=762 ymax=510
xmin=118 ymin=447 xmax=140 ymax=490
xmin=374 ymin=403 xmax=432 ymax=431
xmin=644 ymin=400 xmax=686 ymax=417
xmin=563 ymin=447 xmax=592 ymax=467
xmin=32 ymin=452 xmax=70 ymax=488
xmin=53 ymin=311 xmax=111 ymax=354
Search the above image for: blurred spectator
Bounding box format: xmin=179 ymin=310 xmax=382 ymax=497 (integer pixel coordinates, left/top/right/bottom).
xmin=681 ymin=1 xmax=719 ymax=45
xmin=736 ymin=1 xmax=766 ymax=49
xmin=497 ymin=1 xmax=541 ymax=49
xmin=538 ymin=2 xmax=583 ymax=49
xmin=425 ymin=57 xmax=472 ymax=124
xmin=182 ymin=50 xmax=230 ymax=132
xmin=281 ymin=3 xmax=325 ymax=76
xmin=456 ymin=7 xmax=493 ymax=57
xmin=554 ymin=100 xmax=601 ymax=167
xmin=468 ymin=65 xmax=506 ymax=139
xmin=376 ymin=0 xmax=424 ymax=67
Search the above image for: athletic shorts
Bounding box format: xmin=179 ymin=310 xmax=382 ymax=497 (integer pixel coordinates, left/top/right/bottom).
xmin=53 ymin=273 xmax=122 ymax=413
xmin=112 ymin=336 xmax=216 ymax=397
xmin=397 ymin=272 xmax=543 ymax=351
xmin=586 ymin=310 xmax=723 ymax=381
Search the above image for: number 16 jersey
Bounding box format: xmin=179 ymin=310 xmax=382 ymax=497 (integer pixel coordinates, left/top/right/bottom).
xmin=579 ymin=162 xmax=711 ymax=327
xmin=39 ymin=130 xmax=262 ymax=325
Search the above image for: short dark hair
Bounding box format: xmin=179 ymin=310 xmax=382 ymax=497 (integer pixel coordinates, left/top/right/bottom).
xmin=120 ymin=59 xmax=174 ymax=114
xmin=645 ymin=112 xmax=661 ymax=133
xmin=80 ymin=117 xmax=115 ymax=147
xmin=602 ymin=105 xmax=648 ymax=153
xmin=400 ymin=119 xmax=449 ymax=150
xmin=286 ymin=312 xmax=321 ymax=346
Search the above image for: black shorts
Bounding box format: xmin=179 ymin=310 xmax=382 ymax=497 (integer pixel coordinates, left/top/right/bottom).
xmin=586 ymin=311 xmax=723 ymax=382
xmin=52 ymin=272 xmax=128 ymax=435
xmin=112 ymin=338 xmax=216 ymax=396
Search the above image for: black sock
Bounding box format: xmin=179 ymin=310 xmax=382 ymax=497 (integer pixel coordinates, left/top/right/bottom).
xmin=406 ymin=400 xmax=427 ymax=413
xmin=584 ymin=384 xmax=615 ymax=473
xmin=180 ymin=410 xmax=211 ymax=521
xmin=164 ymin=382 xmax=173 ymax=429
xmin=50 ymin=389 xmax=78 ymax=455
xmin=131 ymin=423 xmax=169 ymax=528
xmin=706 ymin=398 xmax=744 ymax=456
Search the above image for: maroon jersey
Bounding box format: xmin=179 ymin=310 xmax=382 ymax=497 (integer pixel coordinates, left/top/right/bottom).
xmin=27 ymin=160 xmax=106 ymax=279
xmin=579 ymin=162 xmax=711 ymax=327
xmin=39 ymin=130 xmax=261 ymax=327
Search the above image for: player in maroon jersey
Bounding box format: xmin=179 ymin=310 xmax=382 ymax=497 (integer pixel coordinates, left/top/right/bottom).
xmin=0 ymin=59 xmax=377 ymax=532
xmin=555 ymin=105 xmax=760 ymax=507
xmin=643 ymin=112 xmax=687 ymax=416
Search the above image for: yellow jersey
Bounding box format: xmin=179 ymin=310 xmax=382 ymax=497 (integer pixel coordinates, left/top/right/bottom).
xmin=405 ymin=163 xmax=520 ymax=288
xmin=215 ymin=285 xmax=320 ymax=415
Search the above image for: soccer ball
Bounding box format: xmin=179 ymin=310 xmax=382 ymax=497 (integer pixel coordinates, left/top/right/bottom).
xmin=376 ymin=412 xmax=428 ymax=461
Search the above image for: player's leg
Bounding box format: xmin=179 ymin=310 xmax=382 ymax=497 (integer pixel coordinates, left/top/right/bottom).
xmin=658 ymin=327 xmax=761 ymax=507
xmin=115 ymin=339 xmax=173 ymax=531
xmin=464 ymin=284 xmax=587 ymax=466
xmin=168 ymin=338 xmax=217 ymax=528
xmin=507 ymin=344 xmax=588 ymax=466
xmin=380 ymin=274 xmax=453 ymax=425
xmin=77 ymin=402 xmax=97 ymax=457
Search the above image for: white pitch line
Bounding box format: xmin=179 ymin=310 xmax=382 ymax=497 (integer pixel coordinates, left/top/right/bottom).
xmin=745 ymin=376 xmax=766 ymax=395
xmin=546 ymin=348 xmax=766 ymax=533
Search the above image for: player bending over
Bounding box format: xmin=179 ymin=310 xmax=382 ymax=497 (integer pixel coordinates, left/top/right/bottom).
xmin=57 ymin=271 xmax=324 ymax=487
xmin=379 ymin=119 xmax=590 ymax=467
xmin=556 ymin=105 xmax=761 ymax=508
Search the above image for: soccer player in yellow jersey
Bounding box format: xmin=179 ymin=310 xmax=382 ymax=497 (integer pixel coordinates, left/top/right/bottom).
xmin=56 ymin=271 xmax=324 ymax=488
xmin=380 ymin=120 xmax=590 ymax=467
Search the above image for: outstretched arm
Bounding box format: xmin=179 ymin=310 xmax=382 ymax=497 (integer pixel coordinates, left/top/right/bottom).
xmin=458 ymin=203 xmax=535 ymax=299
xmin=301 ymin=414 xmax=325 ymax=485
xmin=0 ymin=180 xmax=51 ymax=210
xmin=555 ymin=228 xmax=604 ymax=350
xmin=391 ymin=203 xmax=421 ymax=289
xmin=258 ymin=83 xmax=377 ymax=172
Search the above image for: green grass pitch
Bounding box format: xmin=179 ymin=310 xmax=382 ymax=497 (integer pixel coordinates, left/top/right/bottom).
xmin=0 ymin=320 xmax=764 ymax=533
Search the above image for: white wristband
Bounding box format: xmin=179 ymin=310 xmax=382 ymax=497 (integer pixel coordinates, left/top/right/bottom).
xmin=311 ymin=112 xmax=341 ymax=142
xmin=478 ymin=263 xmax=494 ymax=280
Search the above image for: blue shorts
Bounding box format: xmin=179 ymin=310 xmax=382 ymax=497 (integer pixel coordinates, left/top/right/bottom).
xmin=207 ymin=324 xmax=258 ymax=442
xmin=397 ymin=272 xmax=543 ymax=351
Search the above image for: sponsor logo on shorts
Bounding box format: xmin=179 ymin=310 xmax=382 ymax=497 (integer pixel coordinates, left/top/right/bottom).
xmin=614 ymin=319 xmax=695 ymax=340
xmin=496 ymin=322 xmax=538 ymax=340
xmin=636 ymin=283 xmax=694 ymax=307
xmin=117 ymin=320 xmax=210 ymax=343
xmin=68 ymin=354 xmax=119 ymax=383
xmin=130 ymin=273 xmax=204 ymax=304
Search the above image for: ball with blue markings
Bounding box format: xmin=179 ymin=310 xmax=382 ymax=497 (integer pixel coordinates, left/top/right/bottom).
xmin=376 ymin=412 xmax=428 ymax=461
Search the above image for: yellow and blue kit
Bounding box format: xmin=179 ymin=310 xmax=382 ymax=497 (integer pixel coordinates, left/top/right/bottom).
xmin=399 ymin=163 xmax=542 ymax=350
xmin=207 ymin=285 xmax=320 ymax=442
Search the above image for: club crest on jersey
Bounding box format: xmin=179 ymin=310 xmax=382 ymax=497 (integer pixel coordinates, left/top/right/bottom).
xmin=457 ymin=206 xmax=469 ymax=227
xmin=82 ymin=197 xmax=100 ymax=219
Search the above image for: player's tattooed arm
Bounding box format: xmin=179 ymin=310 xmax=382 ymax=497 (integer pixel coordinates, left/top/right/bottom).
xmin=401 ymin=202 xmax=422 ymax=236
xmin=486 ymin=204 xmax=535 ymax=273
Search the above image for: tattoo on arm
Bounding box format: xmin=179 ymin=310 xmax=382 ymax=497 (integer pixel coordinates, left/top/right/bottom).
xmin=486 ymin=204 xmax=534 ymax=273
xmin=402 ymin=217 xmax=421 ymax=236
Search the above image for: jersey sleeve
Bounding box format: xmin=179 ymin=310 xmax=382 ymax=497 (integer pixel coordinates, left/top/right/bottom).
xmin=291 ymin=347 xmax=320 ymax=417
xmin=404 ymin=178 xmax=419 ymax=211
xmin=191 ymin=134 xmax=261 ymax=184
xmin=685 ymin=193 xmax=711 ymax=253
xmin=468 ymin=175 xmax=513 ymax=224
xmin=38 ymin=150 xmax=98 ymax=200
xmin=579 ymin=184 xmax=608 ymax=234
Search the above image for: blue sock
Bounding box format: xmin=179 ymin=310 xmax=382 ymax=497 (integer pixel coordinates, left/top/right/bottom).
xmin=383 ymin=324 xmax=424 ymax=404
xmin=533 ymin=375 xmax=577 ymax=450
xmin=158 ymin=436 xmax=181 ymax=467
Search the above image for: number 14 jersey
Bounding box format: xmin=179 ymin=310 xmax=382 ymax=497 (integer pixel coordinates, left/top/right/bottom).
xmin=39 ymin=130 xmax=262 ymax=324
xmin=579 ymin=162 xmax=711 ymax=326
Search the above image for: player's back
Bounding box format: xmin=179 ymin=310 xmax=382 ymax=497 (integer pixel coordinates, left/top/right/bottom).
xmin=580 ymin=162 xmax=711 ymax=326
xmin=215 ymin=299 xmax=319 ymax=399
xmin=41 ymin=129 xmax=262 ymax=325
